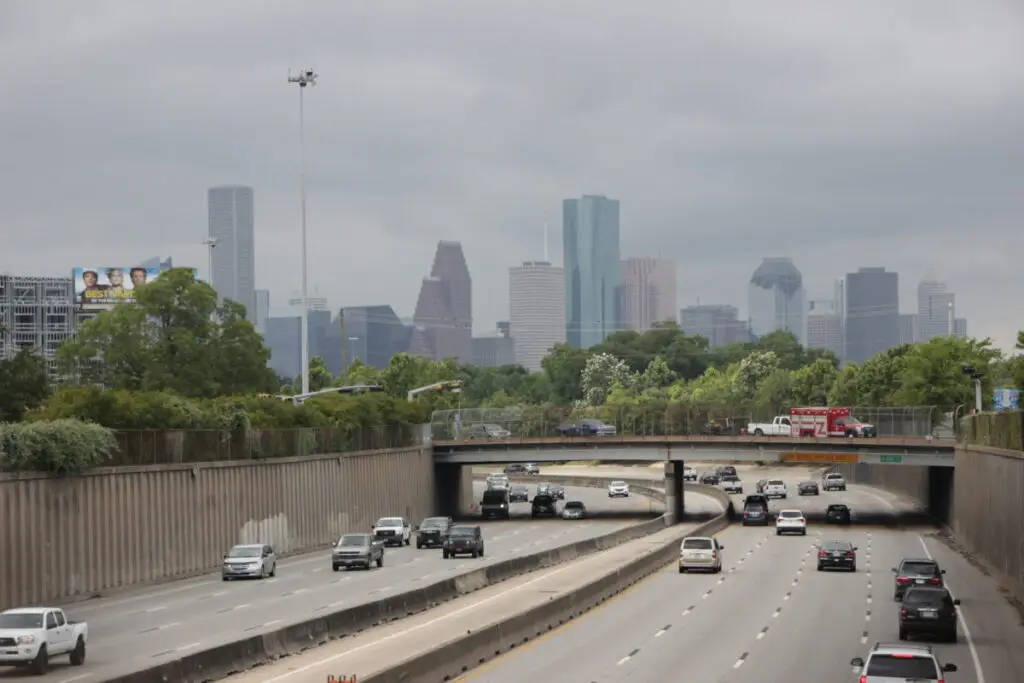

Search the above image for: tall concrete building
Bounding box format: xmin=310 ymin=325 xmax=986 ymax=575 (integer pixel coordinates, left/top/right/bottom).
xmin=844 ymin=267 xmax=899 ymax=364
xmin=748 ymin=258 xmax=807 ymax=344
xmin=898 ymin=314 xmax=917 ymax=345
xmin=806 ymin=299 xmax=843 ymax=358
xmin=408 ymin=241 xmax=473 ymax=362
xmin=472 ymin=322 xmax=516 ymax=368
xmin=253 ymin=289 xmax=270 ymax=335
xmin=0 ymin=275 xmax=80 ymax=379
xmin=207 ymin=186 xmax=256 ymax=321
xmin=509 ymin=261 xmax=565 ymax=371
xmin=264 ymin=310 xmax=332 ymax=380
xmin=916 ymin=276 xmax=956 ymax=342
xmin=680 ymin=304 xmax=749 ymax=348
xmin=563 ymin=195 xmax=621 ymax=348
xmin=954 ymin=318 xmax=967 ymax=338
xmin=330 ymin=305 xmax=411 ymax=373
xmin=620 ymin=258 xmax=677 ymax=332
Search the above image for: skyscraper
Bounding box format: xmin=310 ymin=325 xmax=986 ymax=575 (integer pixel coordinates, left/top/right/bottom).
xmin=748 ymin=258 xmax=807 ymax=344
xmin=680 ymin=304 xmax=749 ymax=348
xmin=620 ymin=258 xmax=677 ymax=332
xmin=806 ymin=299 xmax=843 ymax=358
xmin=207 ymin=186 xmax=255 ymax=321
xmin=563 ymin=195 xmax=621 ymax=348
xmin=138 ymin=257 xmax=173 ymax=269
xmin=916 ymin=275 xmax=956 ymax=342
xmin=509 ymin=261 xmax=565 ymax=371
xmin=408 ymin=241 xmax=472 ymax=362
xmin=844 ymin=267 xmax=899 ymax=364
xmin=253 ymin=289 xmax=270 ymax=335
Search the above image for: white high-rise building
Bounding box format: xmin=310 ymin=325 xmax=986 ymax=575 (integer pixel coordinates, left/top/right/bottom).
xmin=208 ymin=186 xmax=256 ymax=321
xmin=253 ymin=289 xmax=270 ymax=335
xmin=807 ymin=299 xmax=843 ymax=358
xmin=510 ymin=261 xmax=565 ymax=372
xmin=917 ymin=275 xmax=955 ymax=342
xmin=748 ymin=258 xmax=807 ymax=345
xmin=620 ymin=258 xmax=677 ymax=332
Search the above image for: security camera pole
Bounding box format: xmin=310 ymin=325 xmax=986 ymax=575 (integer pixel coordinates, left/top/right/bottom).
xmin=962 ymin=364 xmax=984 ymax=412
xmin=202 ymin=237 xmax=217 ymax=285
xmin=287 ymin=68 xmax=318 ymax=394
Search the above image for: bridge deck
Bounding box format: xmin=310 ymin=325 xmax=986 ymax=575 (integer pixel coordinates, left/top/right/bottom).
xmin=433 ymin=435 xmax=953 ymax=449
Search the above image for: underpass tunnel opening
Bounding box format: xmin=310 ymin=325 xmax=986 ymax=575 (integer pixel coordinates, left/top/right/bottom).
xmin=433 ymin=462 xmax=471 ymax=519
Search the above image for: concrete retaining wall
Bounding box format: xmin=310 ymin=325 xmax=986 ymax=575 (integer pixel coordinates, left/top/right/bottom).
xmin=0 ymin=446 xmax=436 ymax=609
xmin=833 ymin=462 xmax=931 ymax=505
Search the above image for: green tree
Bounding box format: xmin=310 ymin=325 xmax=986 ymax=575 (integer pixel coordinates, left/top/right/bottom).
xmin=791 ymin=357 xmax=840 ymax=406
xmin=541 ymin=344 xmax=590 ymax=403
xmin=891 ymin=337 xmax=1002 ymax=410
xmin=638 ymin=356 xmax=677 ymax=391
xmin=733 ymin=351 xmax=780 ymax=398
xmin=1017 ymin=330 xmax=1024 ymax=351
xmin=57 ymin=268 xmax=276 ymax=398
xmin=293 ymin=355 xmax=333 ymax=393
xmin=753 ymin=331 xmax=806 ymax=371
xmin=593 ymin=323 xmax=711 ymax=380
xmin=0 ymin=348 xmax=51 ymax=421
xmin=580 ymin=352 xmax=635 ymax=406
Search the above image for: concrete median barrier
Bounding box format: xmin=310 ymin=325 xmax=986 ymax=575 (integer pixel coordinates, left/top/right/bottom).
xmin=363 ymin=487 xmax=733 ymax=683
xmin=100 ymin=478 xmax=709 ymax=682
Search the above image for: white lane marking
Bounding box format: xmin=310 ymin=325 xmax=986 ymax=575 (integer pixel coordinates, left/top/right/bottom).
xmin=733 ymin=658 xmax=745 ymax=669
xmin=756 ymin=631 xmax=765 ymax=640
xmin=234 ymin=603 xmax=251 ymax=611
xmin=263 ymin=619 xmax=281 ymax=628
xmin=257 ymin=556 xmax=584 ymax=682
xmin=918 ymin=535 xmax=986 ymax=683
xmin=682 ymin=608 xmax=692 ymax=616
xmin=783 ymin=594 xmax=790 ymax=601
xmin=616 ymin=656 xmax=631 ymax=666
xmin=866 ymin=597 xmax=872 ymax=604
xmin=143 ymin=606 xmax=165 ymax=613
xmin=654 ymin=628 xmax=667 ymax=637
xmin=176 ymin=642 xmax=201 ymax=652
xmin=329 ymin=600 xmax=346 ymax=608
xmin=157 ymin=622 xmax=179 ymax=630
xmin=212 ymin=591 xmax=227 ymax=598
xmin=861 ymin=635 xmax=868 ymax=644
xmin=717 ymin=578 xmax=724 ymax=584
xmin=311 ymin=567 xmax=324 ymax=573
xmin=59 ymin=674 xmax=93 ymax=683
xmin=865 ymin=614 xmax=871 ymax=622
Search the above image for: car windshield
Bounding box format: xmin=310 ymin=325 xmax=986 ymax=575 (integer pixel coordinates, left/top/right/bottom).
xmin=610 ymin=481 xmax=626 ymax=486
xmin=828 ymin=505 xmax=849 ymax=512
xmin=904 ymin=589 xmax=946 ymax=605
xmin=826 ymin=473 xmax=843 ymax=479
xmin=582 ymin=419 xmax=602 ymax=425
xmin=511 ymin=484 xmax=527 ymax=491
xmin=0 ymin=613 xmax=44 ymax=628
xmin=450 ymin=527 xmax=475 ymax=537
xmin=780 ymin=511 xmax=802 ymax=519
xmin=768 ymin=480 xmax=784 ymax=486
xmin=484 ymin=424 xmax=503 ymax=430
xmin=228 ymin=546 xmax=261 ymax=558
xmin=822 ymin=541 xmax=852 ymax=551
xmin=421 ymin=518 xmax=447 ymax=528
xmin=338 ymin=535 xmax=369 ymax=547
xmin=683 ymin=538 xmax=713 ymax=550
xmin=378 ymin=518 xmax=403 ymax=527
xmin=900 ymin=561 xmax=939 ymax=575
xmin=566 ymin=502 xmax=584 ymax=509
xmin=722 ymin=476 xmax=739 ymax=482
xmin=865 ymin=655 xmax=939 ymax=678
xmin=800 ymin=481 xmax=815 ymax=486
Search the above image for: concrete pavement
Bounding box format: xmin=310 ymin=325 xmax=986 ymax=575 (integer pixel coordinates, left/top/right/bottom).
xmin=15 ymin=483 xmax=678 ymax=682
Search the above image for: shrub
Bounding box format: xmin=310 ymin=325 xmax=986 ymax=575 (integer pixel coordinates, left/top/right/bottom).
xmin=0 ymin=419 xmax=116 ymax=474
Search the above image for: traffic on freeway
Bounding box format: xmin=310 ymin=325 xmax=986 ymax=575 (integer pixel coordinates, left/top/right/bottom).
xmin=452 ymin=470 xmax=1024 ymax=683
xmin=3 ymin=482 xmax=680 ymax=681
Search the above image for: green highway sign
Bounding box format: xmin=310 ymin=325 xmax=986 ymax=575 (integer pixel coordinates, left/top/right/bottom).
xmin=879 ymin=455 xmax=902 ymax=463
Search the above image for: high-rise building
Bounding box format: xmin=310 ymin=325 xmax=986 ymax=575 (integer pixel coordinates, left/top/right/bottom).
xmin=563 ymin=195 xmax=621 ymax=348
xmin=748 ymin=258 xmax=807 ymax=344
xmin=264 ymin=309 xmax=332 ymax=380
xmin=208 ymin=186 xmax=256 ymax=321
xmin=834 ymin=279 xmax=846 ymax=360
xmin=288 ymin=288 xmax=328 ymax=311
xmin=916 ymin=276 xmax=956 ymax=342
xmin=330 ymin=305 xmax=412 ymax=373
xmin=844 ymin=267 xmax=899 ymax=364
xmin=138 ymin=257 xmax=173 ymax=269
xmin=807 ymin=299 xmax=843 ymax=358
xmin=509 ymin=261 xmax=565 ymax=371
xmin=679 ymin=304 xmax=749 ymax=348
xmin=620 ymin=258 xmax=677 ymax=332
xmin=898 ymin=314 xmax=917 ymax=345
xmin=0 ymin=275 xmax=80 ymax=380
xmin=472 ymin=322 xmax=516 ymax=368
xmin=954 ymin=318 xmax=967 ymax=338
xmin=253 ymin=289 xmax=270 ymax=335
xmin=408 ymin=241 xmax=472 ymax=362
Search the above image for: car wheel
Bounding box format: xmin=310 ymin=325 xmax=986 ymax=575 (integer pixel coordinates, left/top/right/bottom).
xmin=679 ymin=566 xmax=686 ymax=573
xmin=404 ymin=536 xmax=410 ymax=546
xmin=270 ymin=562 xmax=276 ymax=577
xmin=416 ymin=541 xmax=422 ymax=549
xmin=443 ymin=550 xmax=449 ymax=559
xmin=850 ymin=565 xmax=856 ymax=572
xmin=376 ymin=554 xmax=383 ymax=568
xmin=69 ymin=637 xmax=86 ymax=666
xmin=29 ymin=645 xmax=48 ymax=675
xmin=332 ymin=564 xmax=340 ymax=571
xmin=471 ymin=549 xmax=479 ymax=558
xmin=947 ymin=629 xmax=957 ymax=643
xmin=260 ymin=564 xmax=267 ymax=579
xmin=898 ymin=627 xmax=907 ymax=640
xmin=775 ymin=530 xmax=781 ymax=536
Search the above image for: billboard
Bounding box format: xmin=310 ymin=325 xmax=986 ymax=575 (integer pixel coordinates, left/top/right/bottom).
xmin=993 ymin=388 xmax=1020 ymax=412
xmin=72 ymin=266 xmax=169 ymax=310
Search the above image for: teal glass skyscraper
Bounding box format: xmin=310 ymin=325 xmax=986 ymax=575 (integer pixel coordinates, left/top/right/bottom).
xmin=563 ymin=195 xmax=621 ymax=348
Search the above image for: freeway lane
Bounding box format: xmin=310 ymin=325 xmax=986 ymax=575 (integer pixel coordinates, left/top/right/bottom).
xmin=15 ymin=483 xmax=684 ymax=682
xmin=457 ymin=473 xmax=1024 ymax=683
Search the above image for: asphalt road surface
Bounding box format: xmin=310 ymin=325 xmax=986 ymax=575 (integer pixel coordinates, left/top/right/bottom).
xmin=21 ymin=482 xmax=697 ymax=682
xmin=457 ymin=472 xmax=1024 ymax=683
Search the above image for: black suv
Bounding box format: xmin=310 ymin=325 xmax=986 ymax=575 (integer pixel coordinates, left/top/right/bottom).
xmin=716 ymin=465 xmax=737 ymax=477
xmin=826 ymin=504 xmax=852 ymax=524
xmin=415 ymin=516 xmax=452 ymax=548
xmin=893 ymin=558 xmax=946 ymax=601
xmin=531 ymin=493 xmax=558 ymax=518
xmin=443 ymin=525 xmax=484 ymax=559
xmin=900 ymin=586 xmax=960 ymax=642
xmin=817 ymin=539 xmax=857 ymax=571
xmin=741 ymin=494 xmax=771 ymax=526
xmin=509 ymin=484 xmax=530 ymax=503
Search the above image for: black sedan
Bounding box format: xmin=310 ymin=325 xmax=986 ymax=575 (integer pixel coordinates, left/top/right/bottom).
xmin=826 ymin=504 xmax=852 ymax=524
xmin=817 ymin=539 xmax=857 ymax=571
xmin=700 ymin=473 xmax=720 ymax=485
xmin=798 ymin=481 xmax=819 ymax=496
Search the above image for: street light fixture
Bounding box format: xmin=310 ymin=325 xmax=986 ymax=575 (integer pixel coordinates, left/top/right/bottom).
xmin=287 ymin=68 xmax=318 ymax=395
xmin=961 ymin=364 xmax=983 ymax=412
xmin=202 ymin=238 xmax=217 ymax=285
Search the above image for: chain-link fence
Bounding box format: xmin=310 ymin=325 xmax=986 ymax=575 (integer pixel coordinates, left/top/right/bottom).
xmin=431 ymin=404 xmax=942 ymax=440
xmin=109 ymin=424 xmax=424 ymax=466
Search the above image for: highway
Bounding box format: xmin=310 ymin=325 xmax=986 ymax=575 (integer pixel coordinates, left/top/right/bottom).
xmin=456 ymin=470 xmax=1024 ymax=683
xmin=23 ymin=482 xmax=686 ymax=682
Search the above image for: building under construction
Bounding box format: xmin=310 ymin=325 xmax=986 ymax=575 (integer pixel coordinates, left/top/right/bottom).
xmin=0 ymin=275 xmax=84 ymax=379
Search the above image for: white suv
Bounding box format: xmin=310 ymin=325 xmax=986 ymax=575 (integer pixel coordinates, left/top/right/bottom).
xmin=764 ymin=479 xmax=787 ymax=498
xmin=679 ymin=536 xmax=723 ymax=573
xmin=851 ymin=643 xmax=958 ymax=682
xmin=607 ymin=481 xmax=629 ymax=498
xmin=775 ymin=509 xmax=807 ymax=536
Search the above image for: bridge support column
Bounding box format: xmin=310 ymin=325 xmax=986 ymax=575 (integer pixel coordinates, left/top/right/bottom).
xmin=664 ymin=462 xmax=685 ymax=525
xmin=434 ymin=463 xmax=475 ymax=519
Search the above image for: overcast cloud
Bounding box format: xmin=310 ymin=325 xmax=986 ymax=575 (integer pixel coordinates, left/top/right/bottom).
xmin=1 ymin=1 xmax=1022 ymax=350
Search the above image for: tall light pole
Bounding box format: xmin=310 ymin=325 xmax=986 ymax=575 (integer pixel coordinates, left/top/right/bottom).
xmin=202 ymin=237 xmax=217 ymax=285
xmin=287 ymin=68 xmax=317 ymax=394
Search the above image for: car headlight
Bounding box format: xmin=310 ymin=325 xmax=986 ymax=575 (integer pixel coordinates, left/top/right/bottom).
xmin=248 ymin=562 xmax=260 ymax=569
xmin=17 ymin=635 xmax=35 ymax=645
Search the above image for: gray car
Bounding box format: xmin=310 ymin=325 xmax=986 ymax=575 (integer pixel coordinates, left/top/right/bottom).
xmin=332 ymin=533 xmax=384 ymax=570
xmin=222 ymin=543 xmax=277 ymax=580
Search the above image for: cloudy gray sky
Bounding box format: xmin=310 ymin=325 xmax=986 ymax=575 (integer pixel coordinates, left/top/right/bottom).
xmin=2 ymin=1 xmax=1022 ymax=350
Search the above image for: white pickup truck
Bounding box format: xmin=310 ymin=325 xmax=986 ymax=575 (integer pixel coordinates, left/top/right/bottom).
xmin=747 ymin=416 xmax=792 ymax=437
xmin=0 ymin=607 xmax=88 ymax=674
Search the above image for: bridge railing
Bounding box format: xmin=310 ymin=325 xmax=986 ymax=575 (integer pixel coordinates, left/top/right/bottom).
xmin=430 ymin=404 xmax=942 ymax=441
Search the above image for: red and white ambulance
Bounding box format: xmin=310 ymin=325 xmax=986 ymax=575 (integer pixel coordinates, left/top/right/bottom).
xmin=789 ymin=407 xmax=877 ymax=438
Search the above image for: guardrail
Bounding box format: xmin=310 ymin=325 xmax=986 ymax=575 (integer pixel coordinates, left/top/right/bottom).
xmin=100 ymin=476 xmax=699 ymax=682
xmin=365 ymin=485 xmax=734 ymax=682
xmin=435 ymin=434 xmax=951 ymax=449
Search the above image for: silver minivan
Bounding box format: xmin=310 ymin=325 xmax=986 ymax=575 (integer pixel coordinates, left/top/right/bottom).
xmin=222 ymin=543 xmax=277 ymax=580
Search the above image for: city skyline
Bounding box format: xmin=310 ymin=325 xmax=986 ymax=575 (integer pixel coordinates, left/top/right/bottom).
xmin=1 ymin=5 xmax=1021 ymax=352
